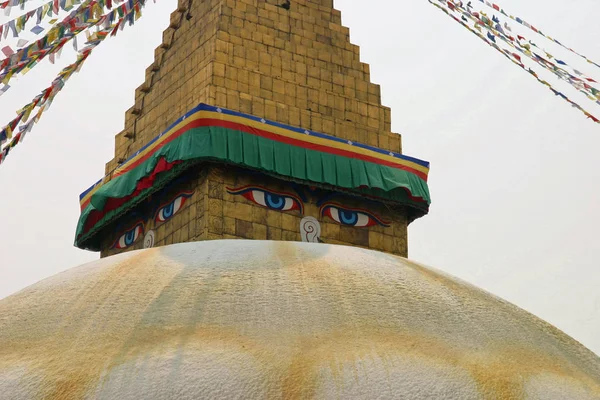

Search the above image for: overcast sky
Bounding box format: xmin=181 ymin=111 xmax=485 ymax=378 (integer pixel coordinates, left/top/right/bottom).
xmin=0 ymin=0 xmax=598 ymax=356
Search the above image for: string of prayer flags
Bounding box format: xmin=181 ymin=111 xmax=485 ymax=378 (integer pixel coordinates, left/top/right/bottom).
xmin=0 ymin=0 xmax=126 ymax=92
xmin=429 ymin=0 xmax=600 ymax=124
xmin=492 ymin=24 xmax=600 ymax=100
xmin=476 ymin=5 xmax=600 ymax=115
xmin=0 ymin=0 xmax=35 ymax=15
xmin=0 ymin=6 xmax=44 ymax=43
xmin=0 ymin=0 xmax=90 ymax=46
xmin=0 ymin=43 xmax=95 ymax=163
xmin=0 ymin=1 xmax=148 ymax=166
xmin=472 ymin=0 xmax=600 ymax=70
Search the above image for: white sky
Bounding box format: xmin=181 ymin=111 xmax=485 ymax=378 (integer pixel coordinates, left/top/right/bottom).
xmin=0 ymin=0 xmax=598 ymax=356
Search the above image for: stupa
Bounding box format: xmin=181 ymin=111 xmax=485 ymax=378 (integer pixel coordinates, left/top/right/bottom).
xmin=1 ymin=0 xmax=599 ymax=398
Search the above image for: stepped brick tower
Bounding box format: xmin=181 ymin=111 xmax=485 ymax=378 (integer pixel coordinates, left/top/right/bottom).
xmin=74 ymin=0 xmax=431 ymax=258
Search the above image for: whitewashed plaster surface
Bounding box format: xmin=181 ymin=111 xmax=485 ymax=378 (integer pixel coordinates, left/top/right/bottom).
xmin=0 ymin=240 xmax=599 ymax=399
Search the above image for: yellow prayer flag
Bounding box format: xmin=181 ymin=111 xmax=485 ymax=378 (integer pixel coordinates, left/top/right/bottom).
xmin=47 ymin=29 xmax=57 ymax=43
xmin=35 ymin=107 xmax=44 ymax=122
xmin=2 ymin=71 xmax=13 ymax=85
xmin=22 ymin=105 xmax=34 ymax=122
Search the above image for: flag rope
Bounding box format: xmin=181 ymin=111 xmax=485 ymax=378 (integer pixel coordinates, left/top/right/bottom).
xmin=462 ymin=2 xmax=600 ymax=103
xmin=468 ymin=0 xmax=600 ymax=70
xmin=0 ymin=0 xmax=147 ymax=165
xmin=0 ymin=0 xmax=78 ymax=46
xmin=429 ymin=0 xmax=600 ymax=124
xmin=0 ymin=0 xmax=128 ymax=92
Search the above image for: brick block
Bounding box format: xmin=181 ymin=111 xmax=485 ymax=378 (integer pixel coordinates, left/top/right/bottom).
xmin=236 ymin=219 xmax=254 ymax=238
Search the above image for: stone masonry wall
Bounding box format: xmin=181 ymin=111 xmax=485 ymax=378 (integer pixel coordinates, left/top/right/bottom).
xmin=205 ymin=165 xmax=408 ymax=256
xmin=101 ymin=164 xmax=408 ymax=258
xmin=99 ymin=0 xmax=410 ymax=257
xmin=105 ymin=0 xmax=402 ymax=175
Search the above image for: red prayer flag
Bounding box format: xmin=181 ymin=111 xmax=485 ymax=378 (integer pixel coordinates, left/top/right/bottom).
xmin=517 ymin=35 xmax=525 ymax=41
xmin=586 ymin=113 xmax=600 ymax=123
xmin=492 ymin=4 xmax=500 ymax=11
xmin=12 ymin=133 xmax=21 ymax=145
xmin=1 ymin=46 xmax=13 ymax=57
xmin=110 ymin=20 xmax=121 ymax=36
xmin=41 ymin=87 xmax=52 ymax=102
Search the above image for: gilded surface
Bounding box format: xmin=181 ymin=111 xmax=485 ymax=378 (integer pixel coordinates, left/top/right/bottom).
xmin=1 ymin=240 xmax=599 ymax=399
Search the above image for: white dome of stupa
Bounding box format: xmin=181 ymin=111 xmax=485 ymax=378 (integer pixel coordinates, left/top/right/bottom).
xmin=1 ymin=240 xmax=599 ymax=399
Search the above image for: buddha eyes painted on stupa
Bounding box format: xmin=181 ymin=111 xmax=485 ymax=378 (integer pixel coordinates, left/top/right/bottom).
xmin=112 ymin=221 xmax=145 ymax=249
xmin=108 ymin=189 xmax=196 ymax=250
xmin=319 ymin=202 xmax=390 ymax=227
xmin=226 ymin=186 xmax=304 ymax=214
xmin=154 ymin=191 xmax=194 ymax=223
xmin=226 ymin=181 xmax=389 ymax=228
xmin=99 ymin=164 xmax=405 ymax=256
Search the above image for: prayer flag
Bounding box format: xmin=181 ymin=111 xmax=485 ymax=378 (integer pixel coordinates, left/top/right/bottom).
xmin=31 ymin=25 xmax=43 ymax=34
xmin=1 ymin=45 xmax=13 ymax=56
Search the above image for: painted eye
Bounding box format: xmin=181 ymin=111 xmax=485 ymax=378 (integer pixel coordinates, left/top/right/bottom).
xmin=320 ymin=203 xmax=390 ymax=227
xmin=227 ymin=186 xmax=303 ymax=213
xmin=155 ymin=192 xmax=193 ymax=223
xmin=112 ymin=222 xmax=144 ymax=249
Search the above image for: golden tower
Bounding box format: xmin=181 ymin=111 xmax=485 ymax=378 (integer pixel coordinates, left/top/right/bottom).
xmin=74 ymin=0 xmax=430 ymax=257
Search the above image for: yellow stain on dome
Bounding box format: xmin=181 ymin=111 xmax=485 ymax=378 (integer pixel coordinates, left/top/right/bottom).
xmin=0 ymin=240 xmax=599 ymax=399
